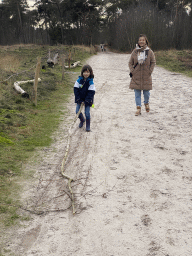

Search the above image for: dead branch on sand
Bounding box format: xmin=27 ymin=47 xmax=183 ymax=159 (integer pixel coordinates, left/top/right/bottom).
xmin=61 ymin=102 xmax=84 ymax=214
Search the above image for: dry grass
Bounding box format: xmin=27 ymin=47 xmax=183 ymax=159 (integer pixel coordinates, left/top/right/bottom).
xmin=0 ymin=44 xmax=39 ymax=51
xmin=155 ymin=49 xmax=192 ymax=77
xmin=0 ymin=55 xmax=21 ymax=72
xmin=0 ymin=44 xmax=94 ymax=230
xmin=74 ymin=44 xmax=93 ymax=52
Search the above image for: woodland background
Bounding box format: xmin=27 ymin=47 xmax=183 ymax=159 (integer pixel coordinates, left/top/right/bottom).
xmin=0 ymin=0 xmax=192 ymax=51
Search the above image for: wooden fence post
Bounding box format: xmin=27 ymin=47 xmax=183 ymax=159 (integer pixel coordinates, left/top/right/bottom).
xmin=68 ymin=49 xmax=71 ymax=69
xmin=34 ymin=57 xmax=41 ymax=106
xmin=73 ymin=47 xmax=76 ymax=60
xmin=62 ymin=54 xmax=65 ymax=81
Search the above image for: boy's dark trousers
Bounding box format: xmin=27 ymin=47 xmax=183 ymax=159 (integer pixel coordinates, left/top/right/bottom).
xmin=76 ymin=104 xmax=91 ymax=131
xmin=76 ymin=104 xmax=90 ymax=119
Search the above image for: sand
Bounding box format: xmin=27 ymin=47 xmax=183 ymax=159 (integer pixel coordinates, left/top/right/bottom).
xmin=3 ymin=51 xmax=192 ymax=256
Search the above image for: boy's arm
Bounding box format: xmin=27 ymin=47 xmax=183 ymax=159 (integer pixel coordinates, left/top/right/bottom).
xmin=74 ymin=80 xmax=82 ymax=103
xmin=85 ymin=81 xmax=95 ymax=106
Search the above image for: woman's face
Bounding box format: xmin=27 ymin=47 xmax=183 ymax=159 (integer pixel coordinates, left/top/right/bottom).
xmin=138 ymin=37 xmax=147 ymax=47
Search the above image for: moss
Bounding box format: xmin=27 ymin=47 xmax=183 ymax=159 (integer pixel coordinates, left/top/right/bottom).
xmin=0 ymin=136 xmax=14 ymax=145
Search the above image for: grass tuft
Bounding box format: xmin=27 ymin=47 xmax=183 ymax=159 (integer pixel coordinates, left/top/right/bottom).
xmin=155 ymin=49 xmax=192 ymax=77
xmin=0 ymin=44 xmax=94 ymax=230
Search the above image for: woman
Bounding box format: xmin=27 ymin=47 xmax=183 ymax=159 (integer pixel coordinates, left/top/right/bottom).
xmin=129 ymin=34 xmax=156 ymax=116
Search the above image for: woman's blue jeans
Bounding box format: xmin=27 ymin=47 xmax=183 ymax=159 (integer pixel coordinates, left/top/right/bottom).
xmin=76 ymin=104 xmax=90 ymax=119
xmin=134 ymin=89 xmax=150 ymax=107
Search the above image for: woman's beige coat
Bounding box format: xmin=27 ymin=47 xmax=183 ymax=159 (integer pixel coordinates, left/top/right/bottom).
xmin=129 ymin=48 xmax=156 ymax=90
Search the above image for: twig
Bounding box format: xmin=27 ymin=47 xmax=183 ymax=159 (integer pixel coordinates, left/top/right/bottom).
xmin=81 ymin=167 xmax=90 ymax=196
xmin=20 ymin=205 xmax=72 ymax=216
xmin=61 ymin=102 xmax=84 ymax=214
xmin=80 ymin=181 xmax=104 ymax=198
xmin=0 ymin=65 xmax=36 ymax=83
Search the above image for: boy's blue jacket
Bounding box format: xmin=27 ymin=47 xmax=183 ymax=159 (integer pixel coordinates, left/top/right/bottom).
xmin=74 ymin=76 xmax=95 ymax=106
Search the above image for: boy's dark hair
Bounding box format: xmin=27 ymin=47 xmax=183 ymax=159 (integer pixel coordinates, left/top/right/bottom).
xmin=81 ymin=65 xmax=94 ymax=78
xmin=138 ymin=34 xmax=149 ymax=46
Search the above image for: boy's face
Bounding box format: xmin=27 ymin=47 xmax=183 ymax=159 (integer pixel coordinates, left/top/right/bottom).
xmin=83 ymin=69 xmax=90 ymax=79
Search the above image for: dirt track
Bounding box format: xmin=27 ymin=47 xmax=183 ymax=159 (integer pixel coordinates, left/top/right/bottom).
xmin=4 ymin=52 xmax=192 ymax=256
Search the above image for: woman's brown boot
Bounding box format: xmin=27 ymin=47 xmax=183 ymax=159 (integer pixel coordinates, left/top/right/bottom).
xmin=145 ymin=103 xmax=150 ymax=112
xmin=135 ymin=106 xmax=141 ymax=116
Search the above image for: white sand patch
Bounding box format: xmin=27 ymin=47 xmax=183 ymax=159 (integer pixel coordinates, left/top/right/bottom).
xmin=3 ymin=52 xmax=192 ymax=256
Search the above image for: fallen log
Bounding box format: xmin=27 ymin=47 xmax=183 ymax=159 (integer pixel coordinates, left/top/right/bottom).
xmin=65 ymin=61 xmax=81 ymax=69
xmin=13 ymin=78 xmax=41 ymax=98
xmin=47 ymin=49 xmax=59 ymax=67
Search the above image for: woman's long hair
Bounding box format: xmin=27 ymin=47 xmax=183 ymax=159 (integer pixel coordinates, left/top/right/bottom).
xmin=138 ymin=34 xmax=149 ymax=47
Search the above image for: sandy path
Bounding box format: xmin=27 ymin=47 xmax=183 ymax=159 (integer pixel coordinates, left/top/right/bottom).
xmin=4 ymin=52 xmax=192 ymax=256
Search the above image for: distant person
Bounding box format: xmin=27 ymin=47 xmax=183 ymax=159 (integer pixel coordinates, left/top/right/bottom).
xmin=74 ymin=65 xmax=95 ymax=132
xmin=128 ymin=34 xmax=156 ymax=116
